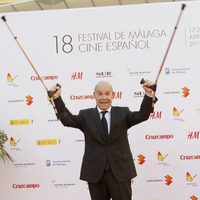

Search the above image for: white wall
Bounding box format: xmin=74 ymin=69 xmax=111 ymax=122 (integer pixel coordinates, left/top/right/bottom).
xmin=0 ymin=1 xmax=200 ymax=199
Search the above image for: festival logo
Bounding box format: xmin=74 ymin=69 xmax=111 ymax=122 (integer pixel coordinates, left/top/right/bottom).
xmin=157 ymin=152 xmax=169 ymax=166
xmin=173 ymin=107 xmax=184 ymax=121
xmin=173 ymin=107 xmax=184 ymax=117
xmin=157 ymin=152 xmax=168 ymax=161
xmin=186 ymin=172 xmax=198 ymax=186
xmin=10 ymin=137 xmax=21 ymax=151
xmin=7 ymin=73 xmax=17 ymax=83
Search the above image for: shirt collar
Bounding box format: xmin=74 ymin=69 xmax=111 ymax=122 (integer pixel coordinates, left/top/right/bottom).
xmin=97 ymin=106 xmax=111 ymax=114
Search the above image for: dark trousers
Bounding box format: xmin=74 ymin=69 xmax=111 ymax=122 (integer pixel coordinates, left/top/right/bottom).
xmin=88 ymin=169 xmax=132 ymax=200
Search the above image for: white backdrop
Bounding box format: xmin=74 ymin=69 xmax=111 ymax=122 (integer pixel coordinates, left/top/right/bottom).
xmin=0 ymin=1 xmax=200 ymax=200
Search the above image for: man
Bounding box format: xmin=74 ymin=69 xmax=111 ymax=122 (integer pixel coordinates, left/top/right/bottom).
xmin=50 ymin=80 xmax=156 ymax=200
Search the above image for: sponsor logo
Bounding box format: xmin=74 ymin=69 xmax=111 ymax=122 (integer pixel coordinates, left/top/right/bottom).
xmin=31 ymin=75 xmax=58 ymax=81
xmin=149 ymin=111 xmax=162 ymax=120
xmin=51 ymin=180 xmax=76 ymax=189
xmin=13 ymin=162 xmax=36 ymax=168
xmin=112 ymin=91 xmax=122 ymax=99
xmin=70 ymin=94 xmax=94 ymax=100
xmin=190 ymin=195 xmax=198 ymax=200
xmin=8 ymin=95 xmax=33 ymax=105
xmin=12 ymin=184 xmax=40 ymax=189
xmin=163 ymin=86 xmax=190 ymax=97
xmin=37 ymin=139 xmax=60 ymax=146
xmin=133 ymin=91 xmax=144 ymax=98
xmin=167 ymin=67 xmax=191 ymax=74
xmin=75 ymin=139 xmax=85 ymax=142
xmin=145 ymin=134 xmax=174 ymax=140
xmin=46 ymin=160 xmax=71 ymax=167
xmin=25 ymin=95 xmax=33 ymax=105
xmin=96 ymin=72 xmax=113 ymax=78
xmin=182 ymin=86 xmax=190 ymax=97
xmin=146 ymin=179 xmax=163 ymax=183
xmin=147 ymin=175 xmax=173 ymax=186
xmin=9 ymin=119 xmax=33 ymax=126
xmin=8 ymin=99 xmax=24 ymax=103
xmin=137 ymin=154 xmax=145 ymax=165
xmin=71 ymin=72 xmax=83 ymax=80
xmin=180 ymin=155 xmax=200 ymax=160
xmin=165 ymin=175 xmax=173 ymax=185
xmin=165 ymin=67 xmax=170 ymax=74
xmin=70 ymin=91 xmax=122 ymax=100
xmin=187 ymin=131 xmax=199 ymax=140
xmin=127 ymin=68 xmax=151 ymax=76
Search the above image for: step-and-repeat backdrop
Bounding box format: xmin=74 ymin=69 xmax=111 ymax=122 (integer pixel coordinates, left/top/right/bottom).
xmin=0 ymin=1 xmax=200 ymax=199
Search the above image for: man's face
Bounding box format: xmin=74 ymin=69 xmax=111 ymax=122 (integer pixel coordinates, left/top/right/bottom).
xmin=93 ymin=82 xmax=113 ymax=111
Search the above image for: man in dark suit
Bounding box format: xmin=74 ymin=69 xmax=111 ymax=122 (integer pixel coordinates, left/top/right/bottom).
xmin=50 ymin=80 xmax=156 ymax=200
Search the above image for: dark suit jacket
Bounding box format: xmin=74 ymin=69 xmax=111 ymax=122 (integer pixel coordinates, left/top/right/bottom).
xmin=54 ymin=95 xmax=153 ymax=183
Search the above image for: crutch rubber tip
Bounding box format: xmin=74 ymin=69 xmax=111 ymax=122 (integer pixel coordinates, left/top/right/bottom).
xmin=140 ymin=78 xmax=145 ymax=84
xmin=1 ymin=16 xmax=6 ymax=22
xmin=182 ymin=4 xmax=186 ymax=10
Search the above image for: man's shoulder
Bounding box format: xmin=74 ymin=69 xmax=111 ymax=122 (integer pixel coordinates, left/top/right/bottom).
xmin=80 ymin=107 xmax=96 ymax=113
xmin=111 ymin=106 xmax=129 ymax=111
